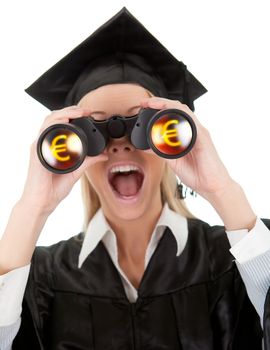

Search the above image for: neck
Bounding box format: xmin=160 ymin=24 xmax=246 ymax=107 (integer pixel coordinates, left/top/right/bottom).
xmin=105 ymin=197 xmax=163 ymax=263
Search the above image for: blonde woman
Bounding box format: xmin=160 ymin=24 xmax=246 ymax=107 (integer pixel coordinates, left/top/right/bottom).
xmin=1 ymin=8 xmax=270 ymax=350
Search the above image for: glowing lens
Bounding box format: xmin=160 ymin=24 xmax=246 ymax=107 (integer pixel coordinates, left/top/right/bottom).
xmin=39 ymin=127 xmax=84 ymax=172
xmin=150 ymin=112 xmax=193 ymax=156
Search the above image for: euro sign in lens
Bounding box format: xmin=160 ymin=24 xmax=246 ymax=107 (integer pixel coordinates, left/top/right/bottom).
xmin=149 ymin=112 xmax=193 ymax=156
xmin=39 ymin=126 xmax=85 ymax=172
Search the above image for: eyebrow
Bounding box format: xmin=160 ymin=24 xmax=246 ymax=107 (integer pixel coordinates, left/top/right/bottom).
xmin=91 ymin=105 xmax=141 ymax=115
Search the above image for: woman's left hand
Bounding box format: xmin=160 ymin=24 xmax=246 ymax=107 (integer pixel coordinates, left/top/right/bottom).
xmin=140 ymin=96 xmax=234 ymax=200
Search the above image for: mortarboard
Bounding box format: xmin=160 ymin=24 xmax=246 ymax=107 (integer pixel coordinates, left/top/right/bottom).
xmin=25 ymin=7 xmax=207 ymax=111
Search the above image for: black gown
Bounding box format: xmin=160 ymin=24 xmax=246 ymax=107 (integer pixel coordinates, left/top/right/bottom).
xmin=12 ymin=217 xmax=270 ymax=350
xmin=264 ymin=285 xmax=270 ymax=347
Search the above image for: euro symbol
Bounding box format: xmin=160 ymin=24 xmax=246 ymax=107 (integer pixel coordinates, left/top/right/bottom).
xmin=50 ymin=135 xmax=70 ymax=162
xmin=162 ymin=120 xmax=181 ymax=147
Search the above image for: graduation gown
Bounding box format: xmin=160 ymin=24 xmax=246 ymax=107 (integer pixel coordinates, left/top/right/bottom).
xmin=12 ymin=217 xmax=270 ymax=350
xmin=263 ymin=283 xmax=270 ymax=348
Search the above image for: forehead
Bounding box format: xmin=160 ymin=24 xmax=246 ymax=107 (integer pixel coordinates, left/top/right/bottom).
xmin=78 ymin=83 xmax=151 ymax=118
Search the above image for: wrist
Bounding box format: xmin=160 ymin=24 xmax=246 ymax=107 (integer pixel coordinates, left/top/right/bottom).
xmin=202 ymin=178 xmax=239 ymax=203
xmin=0 ymin=198 xmax=51 ymax=272
xmin=203 ymin=180 xmax=257 ymax=231
xmin=16 ymin=196 xmax=54 ymax=217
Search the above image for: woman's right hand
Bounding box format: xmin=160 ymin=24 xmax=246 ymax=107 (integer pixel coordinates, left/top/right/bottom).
xmin=19 ymin=105 xmax=108 ymax=215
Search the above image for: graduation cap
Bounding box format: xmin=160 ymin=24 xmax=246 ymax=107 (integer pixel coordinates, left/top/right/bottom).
xmin=25 ymin=7 xmax=207 ymax=111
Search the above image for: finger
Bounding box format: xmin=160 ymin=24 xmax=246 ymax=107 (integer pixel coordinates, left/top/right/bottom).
xmin=48 ymin=106 xmax=92 ymax=121
xmin=140 ymin=96 xmax=188 ymax=111
xmin=38 ymin=116 xmax=71 ymax=134
xmin=140 ymin=96 xmax=204 ymax=129
xmin=140 ymin=97 xmax=167 ymax=109
xmin=56 ymin=105 xmax=82 ymax=111
xmin=38 ymin=107 xmax=92 ymax=135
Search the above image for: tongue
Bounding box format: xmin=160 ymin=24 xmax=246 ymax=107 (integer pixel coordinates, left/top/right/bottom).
xmin=112 ymin=173 xmax=142 ymax=196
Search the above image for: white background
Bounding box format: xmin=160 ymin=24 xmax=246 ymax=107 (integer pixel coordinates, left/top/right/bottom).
xmin=0 ymin=0 xmax=269 ymax=246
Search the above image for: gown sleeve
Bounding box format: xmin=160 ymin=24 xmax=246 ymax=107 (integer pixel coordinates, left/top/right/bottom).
xmin=12 ymin=245 xmax=55 ymax=350
xmin=226 ymin=217 xmax=270 ymax=326
xmin=199 ymin=221 xmax=270 ymax=350
xmin=263 ymin=285 xmax=270 ymax=349
xmin=211 ymin=263 xmax=263 ymax=349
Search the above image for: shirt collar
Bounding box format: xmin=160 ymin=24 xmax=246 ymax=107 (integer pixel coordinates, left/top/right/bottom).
xmin=78 ymin=202 xmax=188 ymax=268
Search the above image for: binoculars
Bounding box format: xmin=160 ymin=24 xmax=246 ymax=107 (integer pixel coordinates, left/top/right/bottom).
xmin=37 ymin=108 xmax=197 ymax=174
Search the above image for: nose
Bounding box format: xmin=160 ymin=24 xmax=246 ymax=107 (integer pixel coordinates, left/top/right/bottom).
xmin=107 ymin=136 xmax=136 ymax=155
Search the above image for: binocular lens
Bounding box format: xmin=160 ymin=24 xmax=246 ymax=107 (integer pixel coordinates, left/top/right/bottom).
xmin=150 ymin=112 xmax=194 ymax=157
xmin=38 ymin=126 xmax=85 ymax=173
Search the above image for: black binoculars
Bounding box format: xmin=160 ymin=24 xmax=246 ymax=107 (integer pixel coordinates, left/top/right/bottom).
xmin=37 ymin=108 xmax=197 ymax=174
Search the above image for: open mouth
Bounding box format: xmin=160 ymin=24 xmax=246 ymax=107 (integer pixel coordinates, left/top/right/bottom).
xmin=108 ymin=164 xmax=145 ymax=199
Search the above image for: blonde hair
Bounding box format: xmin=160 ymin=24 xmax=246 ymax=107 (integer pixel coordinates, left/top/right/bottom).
xmin=79 ymin=87 xmax=197 ymax=235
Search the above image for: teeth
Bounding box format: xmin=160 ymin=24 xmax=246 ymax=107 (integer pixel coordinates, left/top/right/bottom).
xmin=110 ymin=165 xmax=140 ymax=174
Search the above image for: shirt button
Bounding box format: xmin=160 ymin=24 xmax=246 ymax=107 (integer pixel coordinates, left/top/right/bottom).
xmin=0 ymin=282 xmax=5 ymax=289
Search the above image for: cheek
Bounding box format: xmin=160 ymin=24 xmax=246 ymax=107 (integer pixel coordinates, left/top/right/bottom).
xmin=149 ymin=158 xmax=166 ymax=182
xmin=84 ymin=164 xmax=104 ymax=191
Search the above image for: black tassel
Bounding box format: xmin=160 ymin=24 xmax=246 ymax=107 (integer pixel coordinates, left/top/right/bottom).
xmin=190 ymin=189 xmax=197 ymax=198
xmin=176 ymin=182 xmax=197 ymax=199
xmin=176 ymin=182 xmax=187 ymax=199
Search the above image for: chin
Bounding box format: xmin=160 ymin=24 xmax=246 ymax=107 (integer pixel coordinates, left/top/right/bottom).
xmin=103 ymin=200 xmax=148 ymax=221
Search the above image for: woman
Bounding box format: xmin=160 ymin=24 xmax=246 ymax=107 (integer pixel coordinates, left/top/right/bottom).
xmin=1 ymin=7 xmax=270 ymax=350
